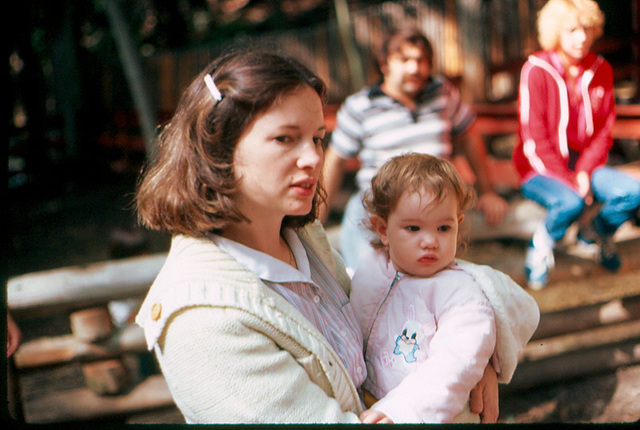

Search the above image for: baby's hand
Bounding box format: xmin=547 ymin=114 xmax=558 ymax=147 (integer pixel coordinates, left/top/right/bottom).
xmin=360 ymin=409 xmax=393 ymax=424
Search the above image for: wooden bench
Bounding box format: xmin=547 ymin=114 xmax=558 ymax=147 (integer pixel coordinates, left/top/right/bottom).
xmin=473 ymin=102 xmax=640 ymax=140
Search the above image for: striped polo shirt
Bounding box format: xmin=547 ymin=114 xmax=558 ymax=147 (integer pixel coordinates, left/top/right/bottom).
xmin=330 ymin=76 xmax=475 ymax=191
xmin=211 ymin=228 xmax=367 ymax=389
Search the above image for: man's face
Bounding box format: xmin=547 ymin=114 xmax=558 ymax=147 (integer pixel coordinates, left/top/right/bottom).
xmin=381 ymin=42 xmax=431 ymax=99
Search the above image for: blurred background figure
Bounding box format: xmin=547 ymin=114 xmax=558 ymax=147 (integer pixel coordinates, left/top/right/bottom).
xmin=512 ymin=0 xmax=640 ymax=289
xmin=322 ymin=28 xmax=508 ymax=272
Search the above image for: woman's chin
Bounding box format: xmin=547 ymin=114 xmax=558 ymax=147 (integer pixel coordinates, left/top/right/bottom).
xmin=286 ymin=205 xmax=313 ymax=218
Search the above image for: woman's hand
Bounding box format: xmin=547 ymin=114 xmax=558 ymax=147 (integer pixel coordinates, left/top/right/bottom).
xmin=469 ymin=363 xmax=499 ymax=423
xmin=360 ymin=409 xmax=393 ymax=424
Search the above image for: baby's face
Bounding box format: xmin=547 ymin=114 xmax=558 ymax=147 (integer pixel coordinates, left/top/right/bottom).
xmin=375 ymin=188 xmax=462 ymax=277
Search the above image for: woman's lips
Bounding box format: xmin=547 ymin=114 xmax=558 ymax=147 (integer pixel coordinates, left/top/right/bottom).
xmin=291 ymin=178 xmax=317 ymax=196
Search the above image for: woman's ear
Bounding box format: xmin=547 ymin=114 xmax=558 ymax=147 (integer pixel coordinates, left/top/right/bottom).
xmin=370 ymin=215 xmax=389 ymax=246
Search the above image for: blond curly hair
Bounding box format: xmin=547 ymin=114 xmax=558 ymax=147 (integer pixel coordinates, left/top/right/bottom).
xmin=537 ymin=0 xmax=604 ymax=51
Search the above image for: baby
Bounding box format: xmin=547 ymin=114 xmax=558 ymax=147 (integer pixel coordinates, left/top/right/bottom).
xmin=351 ymin=153 xmax=539 ymax=423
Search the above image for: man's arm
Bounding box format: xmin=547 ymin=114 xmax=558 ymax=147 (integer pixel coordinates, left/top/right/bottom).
xmin=455 ymin=122 xmax=508 ymax=226
xmin=319 ymin=147 xmax=349 ymax=223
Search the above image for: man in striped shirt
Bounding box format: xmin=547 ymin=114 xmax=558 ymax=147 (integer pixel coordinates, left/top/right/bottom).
xmin=322 ymin=28 xmax=507 ymax=270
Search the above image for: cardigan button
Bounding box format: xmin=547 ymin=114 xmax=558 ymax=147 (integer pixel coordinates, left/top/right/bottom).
xmin=150 ymin=303 xmax=162 ymax=321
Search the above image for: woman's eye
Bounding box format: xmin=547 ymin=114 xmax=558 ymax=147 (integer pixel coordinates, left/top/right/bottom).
xmin=275 ymin=136 xmax=291 ymax=143
xmin=313 ymin=136 xmax=325 ymax=146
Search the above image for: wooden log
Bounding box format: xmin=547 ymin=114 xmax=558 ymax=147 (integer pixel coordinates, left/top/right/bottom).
xmin=7 ymin=253 xmax=167 ymax=317
xmin=21 ymin=374 xmax=174 ymax=424
xmin=70 ymin=307 xmax=114 ymax=343
xmin=12 ymin=324 xmax=147 ymax=370
xmin=505 ymin=321 xmax=640 ymax=394
xmin=522 ymin=319 xmax=640 ymax=362
xmin=528 ymin=268 xmax=640 ymax=315
xmin=81 ymin=359 xmax=130 ymax=396
xmin=533 ymin=295 xmax=640 ymax=340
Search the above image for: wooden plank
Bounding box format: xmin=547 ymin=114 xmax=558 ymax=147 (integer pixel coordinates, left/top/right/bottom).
xmin=22 ymin=374 xmax=174 ymax=424
xmin=523 ymin=319 xmax=640 ymax=362
xmin=7 ymin=253 xmax=166 ymax=316
xmin=506 ymin=336 xmax=640 ymax=394
xmin=528 ymin=269 xmax=640 ymax=314
xmin=533 ymin=295 xmax=640 ymax=340
xmin=13 ymin=324 xmax=147 ymax=370
xmin=472 ymin=103 xmax=640 ymax=139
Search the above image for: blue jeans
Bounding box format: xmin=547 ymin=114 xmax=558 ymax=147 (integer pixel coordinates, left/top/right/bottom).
xmin=339 ymin=192 xmax=376 ymax=270
xmin=521 ymin=166 xmax=640 ymax=241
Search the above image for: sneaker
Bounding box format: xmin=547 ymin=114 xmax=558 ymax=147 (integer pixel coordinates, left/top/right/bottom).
xmin=524 ymin=241 xmax=555 ymax=290
xmin=577 ymin=223 xmax=599 ymax=245
xmin=578 ymin=224 xmax=621 ymax=271
xmin=599 ymin=239 xmax=621 ymax=272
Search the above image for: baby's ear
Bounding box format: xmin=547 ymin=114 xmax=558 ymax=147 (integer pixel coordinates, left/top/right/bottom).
xmin=370 ymin=215 xmax=389 ymax=246
xmin=458 ymin=213 xmax=465 ymax=225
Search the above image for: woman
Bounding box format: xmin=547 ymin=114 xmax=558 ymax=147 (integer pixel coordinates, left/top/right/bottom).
xmin=513 ymin=0 xmax=640 ymax=289
xmin=135 ymin=48 xmax=510 ymax=423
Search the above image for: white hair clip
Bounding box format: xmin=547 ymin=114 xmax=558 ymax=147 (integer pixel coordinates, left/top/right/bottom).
xmin=204 ymin=74 xmax=222 ymax=103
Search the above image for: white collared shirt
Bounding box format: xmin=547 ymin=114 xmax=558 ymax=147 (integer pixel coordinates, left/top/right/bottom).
xmin=211 ymin=229 xmax=367 ymax=388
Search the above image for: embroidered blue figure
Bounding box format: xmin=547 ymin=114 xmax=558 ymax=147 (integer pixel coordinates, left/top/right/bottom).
xmin=393 ymin=319 xmax=422 ymax=363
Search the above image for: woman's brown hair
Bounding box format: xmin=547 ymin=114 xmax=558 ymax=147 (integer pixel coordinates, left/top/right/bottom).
xmin=136 ymin=48 xmax=327 ymax=237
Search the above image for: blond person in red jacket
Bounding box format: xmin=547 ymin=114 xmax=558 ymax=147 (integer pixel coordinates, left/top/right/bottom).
xmin=512 ymin=0 xmax=640 ymax=289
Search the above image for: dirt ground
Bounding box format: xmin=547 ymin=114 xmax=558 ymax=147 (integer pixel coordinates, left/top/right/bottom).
xmin=7 ymin=167 xmax=640 ymax=424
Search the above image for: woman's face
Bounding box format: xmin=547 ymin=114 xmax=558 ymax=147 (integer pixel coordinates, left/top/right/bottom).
xmin=232 ymin=85 xmax=325 ymax=223
xmin=557 ymin=13 xmax=598 ymax=66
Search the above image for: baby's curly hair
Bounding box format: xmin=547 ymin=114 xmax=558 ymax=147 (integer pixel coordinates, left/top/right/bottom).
xmin=362 ymin=153 xmax=475 ymax=252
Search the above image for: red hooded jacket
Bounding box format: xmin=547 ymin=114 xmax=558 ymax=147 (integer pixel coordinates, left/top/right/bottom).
xmin=512 ymin=50 xmax=616 ymax=190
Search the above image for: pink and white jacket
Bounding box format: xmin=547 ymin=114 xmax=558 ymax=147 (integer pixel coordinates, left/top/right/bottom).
xmin=512 ymin=50 xmax=616 ymax=189
xmin=351 ymin=249 xmax=540 ymax=423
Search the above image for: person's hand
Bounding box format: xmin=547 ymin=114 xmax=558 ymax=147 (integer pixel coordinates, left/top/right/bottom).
xmin=469 ymin=363 xmax=499 ymax=423
xmin=360 ymin=409 xmax=393 ymax=424
xmin=7 ymin=313 xmax=22 ymax=358
xmin=476 ymin=191 xmax=508 ymax=226
xmin=576 ymin=171 xmax=593 ymax=205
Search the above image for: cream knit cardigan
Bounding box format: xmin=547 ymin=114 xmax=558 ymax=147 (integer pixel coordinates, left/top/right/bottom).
xmin=135 ymin=221 xmax=363 ymax=423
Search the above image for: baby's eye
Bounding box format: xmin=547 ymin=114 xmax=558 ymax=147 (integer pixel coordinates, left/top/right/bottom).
xmin=438 ymin=225 xmax=452 ymax=232
xmin=406 ymin=225 xmax=420 ymax=232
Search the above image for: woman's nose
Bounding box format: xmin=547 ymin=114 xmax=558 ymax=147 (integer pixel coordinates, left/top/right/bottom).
xmin=298 ymin=140 xmax=322 ymax=169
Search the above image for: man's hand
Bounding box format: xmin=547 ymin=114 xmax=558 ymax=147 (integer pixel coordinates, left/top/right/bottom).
xmin=476 ymin=191 xmax=508 ymax=226
xmin=576 ymin=171 xmax=593 ymax=205
xmin=469 ymin=363 xmax=499 ymax=423
xmin=7 ymin=313 xmax=22 ymax=358
xmin=360 ymin=409 xmax=394 ymax=424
